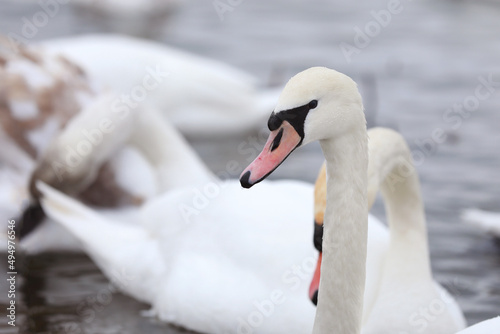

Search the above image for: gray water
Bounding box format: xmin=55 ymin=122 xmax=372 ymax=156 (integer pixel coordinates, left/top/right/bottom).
xmin=0 ymin=0 xmax=499 ymax=333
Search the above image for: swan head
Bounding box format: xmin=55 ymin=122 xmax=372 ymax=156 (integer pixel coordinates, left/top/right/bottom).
xmin=240 ymin=67 xmax=364 ymax=188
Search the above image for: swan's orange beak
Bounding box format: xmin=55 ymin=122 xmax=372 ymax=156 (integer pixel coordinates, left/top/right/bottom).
xmin=309 ymin=252 xmax=322 ymax=305
xmin=240 ymin=121 xmax=301 ymax=188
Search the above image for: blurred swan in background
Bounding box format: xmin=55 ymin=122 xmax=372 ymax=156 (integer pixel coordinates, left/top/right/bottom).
xmin=0 ymin=37 xmax=95 ymax=166
xmin=39 ymin=34 xmax=278 ymax=137
xmin=0 ymin=33 xmax=280 ymax=252
xmin=29 ymin=94 xmax=213 ymax=203
xmin=71 ymin=0 xmax=181 ymax=38
xmin=21 ymin=97 xmax=215 ymax=253
xmin=0 ymin=36 xmax=97 ymax=230
xmin=462 ymin=208 xmax=500 ymax=239
xmin=0 ymin=37 xmax=215 ymax=252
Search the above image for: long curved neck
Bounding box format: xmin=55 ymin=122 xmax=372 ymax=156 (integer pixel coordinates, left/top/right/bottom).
xmin=367 ymin=128 xmax=431 ymax=283
xmin=313 ymin=127 xmax=368 ymax=334
xmin=130 ymin=107 xmax=214 ymax=192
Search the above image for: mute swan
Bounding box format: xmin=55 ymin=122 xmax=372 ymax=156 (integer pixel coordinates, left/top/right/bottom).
xmin=37 ymin=125 xmax=405 ymax=333
xmin=0 ymin=36 xmax=153 ymax=207
xmin=21 ymin=95 xmax=214 ymax=253
xmin=462 ymin=209 xmax=500 ymax=239
xmin=29 ymin=93 xmax=213 ymax=201
xmin=38 ymin=34 xmax=278 ymax=137
xmin=240 ymin=67 xmax=466 ymax=334
xmin=0 ymin=38 xmax=111 ymax=244
xmin=0 ymin=35 xmax=213 ymax=201
xmin=0 ymin=36 xmax=94 ymax=166
xmin=0 ymin=38 xmax=214 ymax=251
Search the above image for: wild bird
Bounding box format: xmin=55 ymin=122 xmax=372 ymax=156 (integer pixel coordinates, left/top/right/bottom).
xmin=240 ymin=67 xmax=467 ymax=334
xmin=22 ymin=96 xmax=214 ymax=253
xmin=38 ymin=34 xmax=278 ymax=138
xmin=0 ymin=36 xmax=107 ymax=239
xmin=462 ymin=209 xmax=500 ymax=240
xmin=36 ymin=125 xmax=418 ymax=333
xmin=0 ymin=36 xmax=94 ymax=169
xmin=0 ymin=37 xmax=140 ymax=237
xmin=1 ymin=33 xmax=279 ymax=250
xmin=0 ymin=36 xmax=213 ymax=251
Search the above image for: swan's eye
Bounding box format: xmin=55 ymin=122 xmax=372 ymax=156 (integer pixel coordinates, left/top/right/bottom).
xmin=309 ymin=100 xmax=318 ymax=109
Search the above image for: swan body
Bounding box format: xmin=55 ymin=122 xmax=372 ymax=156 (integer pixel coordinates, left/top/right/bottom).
xmin=240 ymin=67 xmax=466 ymax=334
xmin=462 ymin=209 xmax=500 ymax=238
xmin=39 ymin=180 xmax=318 ymax=333
xmin=38 ymin=34 xmax=276 ymax=137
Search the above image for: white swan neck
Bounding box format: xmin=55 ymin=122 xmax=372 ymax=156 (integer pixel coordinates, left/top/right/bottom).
xmin=313 ymin=129 xmax=368 ymax=334
xmin=130 ymin=108 xmax=214 ymax=191
xmin=368 ymin=129 xmax=431 ymax=280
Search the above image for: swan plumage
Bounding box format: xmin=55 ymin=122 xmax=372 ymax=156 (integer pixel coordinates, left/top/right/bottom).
xmin=38 ymin=34 xmax=277 ymax=137
xmin=39 ymin=179 xmax=319 ymax=333
xmin=0 ymin=37 xmax=95 ymax=165
xmin=23 ymin=97 xmax=214 ymax=253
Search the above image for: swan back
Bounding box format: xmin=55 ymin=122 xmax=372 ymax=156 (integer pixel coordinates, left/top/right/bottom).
xmin=39 ymin=35 xmax=272 ymax=136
